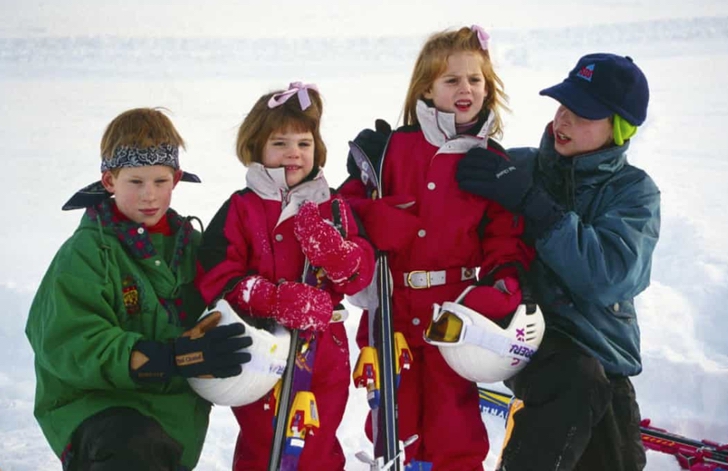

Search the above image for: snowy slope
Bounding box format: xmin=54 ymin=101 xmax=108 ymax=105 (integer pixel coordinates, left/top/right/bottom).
xmin=1 ymin=2 xmax=727 ymax=470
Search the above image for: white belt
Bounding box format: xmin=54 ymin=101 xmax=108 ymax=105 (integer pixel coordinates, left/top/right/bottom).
xmin=398 ymin=267 xmax=477 ymax=289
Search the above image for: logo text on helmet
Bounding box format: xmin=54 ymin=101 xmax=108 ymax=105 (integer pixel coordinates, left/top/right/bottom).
xmin=509 ymin=344 xmax=535 ymax=359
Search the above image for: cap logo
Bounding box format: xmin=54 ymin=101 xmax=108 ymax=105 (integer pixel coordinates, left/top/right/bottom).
xmin=576 ymin=63 xmax=595 ymax=82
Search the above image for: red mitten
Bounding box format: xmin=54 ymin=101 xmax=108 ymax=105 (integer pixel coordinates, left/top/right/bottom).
xmin=462 ymin=276 xmax=522 ymax=320
xmin=354 ymin=195 xmax=420 ymax=252
xmin=231 ymin=276 xmax=333 ymax=331
xmin=294 ymin=200 xmax=363 ymax=283
xmin=274 ymin=281 xmax=333 ymax=331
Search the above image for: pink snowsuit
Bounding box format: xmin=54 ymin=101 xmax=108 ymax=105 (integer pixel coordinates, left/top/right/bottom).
xmin=339 ymin=102 xmax=534 ymax=470
xmin=196 ymin=164 xmax=375 ymax=471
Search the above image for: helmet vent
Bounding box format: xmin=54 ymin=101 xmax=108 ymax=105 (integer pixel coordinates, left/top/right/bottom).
xmin=525 ymin=323 xmax=540 ymax=341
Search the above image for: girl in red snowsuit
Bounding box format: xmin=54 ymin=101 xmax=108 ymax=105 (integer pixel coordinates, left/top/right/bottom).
xmin=338 ymin=27 xmax=534 ymax=470
xmin=195 ymin=83 xmax=375 ymax=471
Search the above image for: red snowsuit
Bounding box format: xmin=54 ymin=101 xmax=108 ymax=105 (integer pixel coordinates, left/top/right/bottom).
xmin=196 ymin=164 xmax=375 ymax=471
xmin=339 ymin=102 xmax=534 ymax=470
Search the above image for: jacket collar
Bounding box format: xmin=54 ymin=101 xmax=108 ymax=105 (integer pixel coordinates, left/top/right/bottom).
xmin=84 ymin=199 xmax=192 ymax=261
xmin=537 ymin=123 xmax=630 ymax=187
xmin=245 ymin=163 xmax=331 ymax=226
xmin=82 ymin=200 xmax=195 ymax=325
xmin=416 ymin=100 xmax=495 ymax=153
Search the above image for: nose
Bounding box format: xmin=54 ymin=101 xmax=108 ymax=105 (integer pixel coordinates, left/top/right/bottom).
xmin=287 ymin=144 xmax=301 ymax=159
xmin=140 ymin=182 xmax=156 ymax=201
xmin=555 ymin=105 xmax=573 ymax=125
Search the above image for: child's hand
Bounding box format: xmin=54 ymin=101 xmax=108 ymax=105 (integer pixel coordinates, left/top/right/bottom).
xmin=173 ymin=322 xmax=253 ymax=378
xmin=274 ymin=281 xmax=334 ymax=331
xmin=456 ymin=147 xmax=532 ymax=212
xmin=462 ymin=276 xmax=522 ymax=320
xmin=130 ymin=318 xmax=253 ymax=382
xmin=457 ymin=148 xmax=565 ymax=239
xmin=346 ymin=119 xmax=391 ymax=180
xmin=233 ymin=276 xmax=333 ymax=332
xmin=294 ymin=200 xmax=362 ymax=283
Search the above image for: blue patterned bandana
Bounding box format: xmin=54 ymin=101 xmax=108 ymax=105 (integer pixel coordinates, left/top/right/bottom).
xmin=100 ymin=144 xmax=181 ymax=172
xmin=62 ymin=144 xmax=201 ymax=211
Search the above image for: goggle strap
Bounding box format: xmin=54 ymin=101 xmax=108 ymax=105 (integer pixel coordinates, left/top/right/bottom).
xmin=462 ymin=325 xmax=535 ymax=363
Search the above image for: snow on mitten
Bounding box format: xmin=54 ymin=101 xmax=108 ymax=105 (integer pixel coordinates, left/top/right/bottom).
xmin=294 ymin=200 xmax=362 ymax=283
xmin=232 ymin=276 xmax=333 ymax=332
xmin=274 ymin=281 xmax=333 ymax=331
xmin=462 ymin=276 xmax=522 ymax=320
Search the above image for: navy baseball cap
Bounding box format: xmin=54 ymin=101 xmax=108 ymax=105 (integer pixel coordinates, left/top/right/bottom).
xmin=539 ymin=53 xmax=649 ymax=126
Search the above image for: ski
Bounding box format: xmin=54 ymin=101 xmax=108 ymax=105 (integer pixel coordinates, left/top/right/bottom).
xmin=267 ymin=309 xmax=305 ymax=471
xmin=349 ymin=140 xmax=407 ymax=471
xmin=267 ymin=201 xmax=346 ymax=471
xmin=477 ymin=386 xmax=728 ymax=471
xmin=639 ymin=419 xmax=728 ymax=471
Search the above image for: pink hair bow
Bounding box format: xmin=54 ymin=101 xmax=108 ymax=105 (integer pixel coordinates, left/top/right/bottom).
xmin=471 ymin=25 xmax=490 ymax=51
xmin=267 ymin=82 xmax=319 ymax=110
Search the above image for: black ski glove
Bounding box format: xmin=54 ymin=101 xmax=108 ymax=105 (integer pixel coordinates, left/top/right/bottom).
xmin=131 ymin=313 xmax=253 ymax=382
xmin=457 ymin=147 xmax=565 ymax=239
xmin=457 ymin=147 xmax=533 ymax=211
xmin=346 ymin=119 xmax=392 ymax=180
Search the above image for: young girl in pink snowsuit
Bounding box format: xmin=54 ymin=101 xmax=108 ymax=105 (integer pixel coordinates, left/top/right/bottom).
xmin=339 ymin=26 xmax=534 ymax=470
xmin=195 ymin=83 xmax=375 ymax=471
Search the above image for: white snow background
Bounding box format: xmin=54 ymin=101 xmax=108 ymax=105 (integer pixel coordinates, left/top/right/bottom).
xmin=1 ymin=1 xmax=727 ymax=470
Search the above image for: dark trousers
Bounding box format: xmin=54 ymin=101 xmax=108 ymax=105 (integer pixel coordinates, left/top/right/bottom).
xmin=66 ymin=407 xmax=187 ymax=471
xmin=499 ymin=330 xmax=646 ymax=471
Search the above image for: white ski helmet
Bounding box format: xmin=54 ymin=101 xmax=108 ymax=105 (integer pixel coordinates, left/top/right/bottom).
xmin=424 ymin=284 xmax=545 ymax=384
xmin=187 ymin=299 xmax=290 ymax=407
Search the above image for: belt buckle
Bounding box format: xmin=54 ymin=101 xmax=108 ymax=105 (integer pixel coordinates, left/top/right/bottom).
xmin=406 ymin=270 xmax=430 ymax=289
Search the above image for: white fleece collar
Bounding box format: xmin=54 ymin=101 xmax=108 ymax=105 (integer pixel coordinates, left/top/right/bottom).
xmin=245 ymin=163 xmax=331 ymax=227
xmin=416 ymin=100 xmax=496 ymax=154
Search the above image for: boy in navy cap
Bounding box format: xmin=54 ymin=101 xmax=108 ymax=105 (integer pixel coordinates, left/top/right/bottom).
xmin=457 ymin=53 xmax=660 ymax=470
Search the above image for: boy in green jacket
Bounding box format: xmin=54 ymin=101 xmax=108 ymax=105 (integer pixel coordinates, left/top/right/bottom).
xmin=25 ymin=108 xmax=253 ymax=471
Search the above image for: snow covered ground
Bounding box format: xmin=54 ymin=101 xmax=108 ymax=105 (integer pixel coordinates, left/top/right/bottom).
xmin=1 ymin=1 xmax=727 ymax=470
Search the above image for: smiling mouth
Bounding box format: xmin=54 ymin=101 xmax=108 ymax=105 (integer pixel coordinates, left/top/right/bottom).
xmin=455 ymin=100 xmax=471 ymax=111
xmin=555 ymin=131 xmax=571 ymax=144
xmin=284 ymin=165 xmax=301 ymax=171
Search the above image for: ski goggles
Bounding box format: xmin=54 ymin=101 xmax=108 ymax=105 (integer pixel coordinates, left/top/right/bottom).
xmin=424 ymin=285 xmax=475 ymax=346
xmin=424 ymin=304 xmax=469 ymax=345
xmin=424 ymin=300 xmax=536 ymax=363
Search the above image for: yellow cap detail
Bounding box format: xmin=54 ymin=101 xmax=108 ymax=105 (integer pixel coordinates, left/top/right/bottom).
xmin=613 ymin=114 xmax=638 ymax=146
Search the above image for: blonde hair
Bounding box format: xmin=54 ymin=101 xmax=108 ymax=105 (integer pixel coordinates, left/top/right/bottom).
xmin=100 ymin=107 xmax=185 ymax=161
xmin=236 ymin=88 xmax=327 ymax=168
xmin=403 ymin=27 xmax=508 ymax=138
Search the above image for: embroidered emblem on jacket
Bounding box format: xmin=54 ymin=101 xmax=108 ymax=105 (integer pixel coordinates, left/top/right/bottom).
xmin=122 ymin=275 xmax=141 ymax=315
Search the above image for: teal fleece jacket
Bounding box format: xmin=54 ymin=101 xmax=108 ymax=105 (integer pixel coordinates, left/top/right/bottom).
xmin=510 ymin=127 xmax=661 ymax=376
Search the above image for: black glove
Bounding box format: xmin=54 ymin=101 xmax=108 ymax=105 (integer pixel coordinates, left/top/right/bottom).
xmin=457 ymin=147 xmax=564 ymax=239
xmin=347 ymin=119 xmax=391 ymax=180
xmin=131 ymin=319 xmax=252 ymax=382
xmin=456 ymin=147 xmax=533 ymax=212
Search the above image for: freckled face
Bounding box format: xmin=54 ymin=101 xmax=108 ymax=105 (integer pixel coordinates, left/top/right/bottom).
xmin=101 ymin=165 xmax=181 ymax=226
xmin=424 ymin=51 xmax=487 ymax=124
xmin=552 ymin=105 xmax=614 ymax=157
xmin=261 ymin=129 xmax=315 ymax=187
